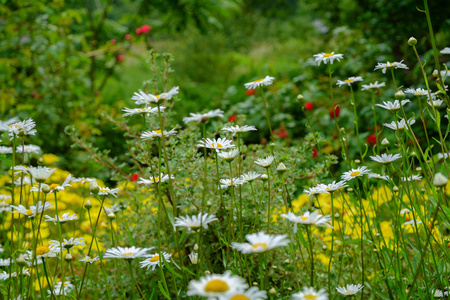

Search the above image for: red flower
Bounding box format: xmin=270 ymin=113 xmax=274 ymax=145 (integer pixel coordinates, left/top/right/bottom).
xmin=261 ymin=137 xmax=267 ymax=144
xmin=329 ymin=104 xmax=340 ymax=119
xmin=312 ymin=148 xmax=318 ymax=157
xmin=124 ymin=34 xmax=131 ymax=40
xmin=135 ymin=27 xmax=142 ymax=35
xmin=304 ymin=102 xmax=314 ymax=111
xmin=110 ymin=39 xmax=117 ymax=45
xmin=130 ymin=173 xmax=139 ymax=182
xmin=116 ymin=54 xmax=125 ymax=63
xmin=141 ymin=25 xmax=152 ymax=34
xmin=274 ymin=126 xmax=289 ymax=138
xmin=366 ymin=134 xmax=377 ymax=146
xmin=228 ymin=115 xmax=237 ymax=122
xmin=246 ymin=89 xmax=256 ymax=96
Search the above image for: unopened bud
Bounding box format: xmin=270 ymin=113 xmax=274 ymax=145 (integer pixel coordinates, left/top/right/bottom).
xmin=207 ymin=201 xmax=212 ymax=207
xmin=64 ymin=253 xmax=73 ymax=262
xmin=433 ymin=69 xmax=439 ymax=77
xmin=297 ymin=94 xmax=304 ymax=101
xmin=334 ymin=212 xmax=340 ymax=218
xmin=416 ymin=167 xmax=422 ymax=172
xmin=194 ymin=244 xmax=199 ymax=251
xmin=84 ymin=200 xmax=92 ymax=210
xmin=253 ymin=282 xmax=258 ymax=286
xmin=408 ymin=37 xmax=417 ymax=46
xmin=16 ymin=254 xmax=27 ymax=266
xmin=261 ymin=174 xmax=268 ymax=182
xmin=269 ymin=288 xmax=277 ymax=294
xmin=277 ymin=163 xmax=287 ymax=174
xmin=89 ymin=180 xmax=99 ymax=193
xmin=410 ymin=151 xmax=417 ymax=157
xmin=354 ymin=159 xmax=361 ymax=164
xmin=188 ymin=252 xmax=198 ymax=264
xmin=347 ymin=188 xmax=353 ymax=193
xmin=284 ymin=259 xmax=290 ymax=264
xmin=41 ymin=184 xmax=50 ymax=193
xmin=381 ymin=138 xmax=389 ymax=146
xmin=205 ymin=271 xmax=211 ymax=275
xmin=393 ymin=186 xmax=399 ymax=192
xmin=395 ymin=90 xmax=406 ymax=100
xmin=322 ymin=245 xmax=327 ymax=250
xmin=107 ymin=212 xmax=116 ymax=220
xmin=433 ymin=172 xmax=448 ymax=187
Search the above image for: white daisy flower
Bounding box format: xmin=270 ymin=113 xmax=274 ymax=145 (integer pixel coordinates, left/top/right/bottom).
xmin=438 ymin=152 xmax=450 ymax=160
xmin=0 ymin=146 xmax=12 ymax=154
xmin=98 ymin=187 xmax=119 ymax=197
xmin=383 ymin=118 xmax=415 ymax=131
xmin=79 ymin=256 xmax=100 ymax=264
xmin=1 ymin=118 xmax=37 ymax=139
xmin=434 ymin=289 xmax=445 ymax=298
xmin=0 ymin=258 xmax=10 ymax=266
xmin=401 ymin=175 xmax=422 ymax=182
xmin=292 ymin=287 xmax=328 ymax=300
xmin=183 ymin=109 xmax=224 ymax=124
xmin=197 ymin=138 xmax=235 ymax=152
xmin=131 ymin=87 xmax=179 ymax=105
xmin=140 ymin=252 xmax=172 ymax=271
xmin=336 ymin=76 xmax=363 ymax=87
xmin=255 ymin=156 xmax=275 ymax=168
xmin=141 ymin=128 xmax=177 ymax=140
xmin=405 ymin=87 xmax=428 ymax=96
xmin=368 ymin=173 xmax=390 ymax=181
xmin=281 ymin=211 xmax=332 ymax=232
xmin=427 ymin=99 xmax=444 ymax=108
xmin=15 ymin=145 xmax=40 ymax=155
xmin=122 ymin=106 xmax=161 ymax=117
xmin=217 ymin=149 xmax=239 ymax=161
xmin=341 ymin=166 xmax=370 ymax=181
xmin=103 ymin=246 xmax=153 ymax=260
xmin=313 ymin=52 xmax=344 ymax=65
xmin=0 ymin=201 xmax=11 ymax=213
xmin=11 ymin=201 xmax=52 ymax=218
xmin=336 ymin=284 xmax=364 ymax=296
xmin=403 ymin=219 xmax=422 ymax=227
xmin=221 ymin=125 xmax=257 ymax=136
xmin=49 ymin=174 xmax=73 ymax=193
xmin=0 ymin=195 xmax=11 ymax=201
xmin=218 ymin=286 xmax=268 ymax=300
xmin=324 ymin=181 xmax=348 ymax=191
xmin=375 ymin=100 xmax=410 ymax=111
xmin=441 ymin=47 xmax=450 ymax=54
xmin=0 ymin=269 xmax=30 ymax=280
xmin=187 ymin=270 xmax=248 ymax=298
xmin=15 ymin=166 xmax=56 ymax=183
xmin=51 ymin=281 xmax=75 ymax=296
xmin=231 ymin=231 xmax=289 ymax=254
xmin=220 ymin=178 xmax=247 ymax=189
xmin=36 ymin=245 xmax=60 ymax=259
xmin=174 ymin=212 xmax=218 ymax=231
xmin=361 ymin=81 xmax=386 ymax=90
xmin=44 ymin=213 xmax=78 ymax=224
xmin=138 ymin=173 xmax=174 ymax=185
xmin=188 ymin=252 xmax=198 ymax=264
xmin=244 ymin=76 xmax=275 ymax=90
xmin=374 ymin=60 xmax=408 ymax=74
xmin=104 ymin=204 xmax=125 ymax=215
xmin=0 ymin=117 xmax=19 ymax=130
xmin=72 ymin=177 xmax=97 ymax=184
xmin=369 ymin=153 xmax=401 ymax=164
xmin=303 ymin=184 xmax=328 ymax=196
xmin=49 ymin=237 xmax=85 ymax=250
xmin=240 ymin=171 xmax=261 ymax=182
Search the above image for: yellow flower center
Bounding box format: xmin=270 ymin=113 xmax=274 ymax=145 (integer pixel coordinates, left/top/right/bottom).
xmin=345 ymin=78 xmax=354 ymax=83
xmin=389 ymin=62 xmax=395 ymax=65
xmin=36 ymin=246 xmax=50 ymax=256
xmin=155 ymin=94 xmax=161 ymax=98
xmin=230 ymin=295 xmax=250 ymax=300
xmin=154 ymin=130 xmax=162 ymax=134
xmin=346 ymin=291 xmax=350 ymax=294
xmin=304 ymin=294 xmax=318 ymax=300
xmin=252 ymin=243 xmax=267 ymax=249
xmin=323 ymin=53 xmax=333 ymax=57
xmin=254 ymin=78 xmax=264 ymax=82
xmin=300 ymin=216 xmax=309 ymax=221
xmin=9 ymin=124 xmax=19 ymax=128
xmin=350 ymin=171 xmax=361 ymax=177
xmin=49 ymin=184 xmax=60 ymax=190
xmin=205 ymin=279 xmax=229 ymax=293
xmin=152 ymin=177 xmax=160 ymax=182
xmin=212 ymin=143 xmax=223 ymax=148
xmin=139 ymin=108 xmax=147 ymax=112
xmin=123 ymin=252 xmax=133 ymax=256
xmin=150 ymin=256 xmax=159 ymax=262
xmin=26 ymin=209 xmax=33 ymax=216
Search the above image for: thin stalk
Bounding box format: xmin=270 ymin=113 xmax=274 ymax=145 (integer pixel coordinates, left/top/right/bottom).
xmin=305 ymin=226 xmax=314 ymax=286
xmin=350 ymin=85 xmax=364 ymax=162
xmin=266 ymin=168 xmax=272 ymax=233
xmin=260 ymin=90 xmax=273 ymax=139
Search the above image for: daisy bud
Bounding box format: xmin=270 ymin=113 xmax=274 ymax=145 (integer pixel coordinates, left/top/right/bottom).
xmin=194 ymin=244 xmax=199 ymax=251
xmin=334 ymin=212 xmax=340 ymax=218
xmin=205 ymin=271 xmax=211 ymax=275
xmin=393 ymin=186 xmax=399 ymax=192
xmin=416 ymin=167 xmax=422 ymax=172
xmin=64 ymin=253 xmax=73 ymax=262
xmin=322 ymin=245 xmax=327 ymax=250
xmin=410 ymin=151 xmax=417 ymax=157
xmin=272 ymin=265 xmax=277 ymax=269
xmin=395 ymin=90 xmax=406 ymax=100
xmin=420 ymin=187 xmax=425 ymax=192
xmin=433 ymin=69 xmax=439 ymax=77
xmin=253 ymin=282 xmax=258 ymax=286
xmin=375 ymin=232 xmax=380 ymax=236
xmin=89 ymin=180 xmax=99 ymax=193
xmin=276 ymin=162 xmax=287 ymax=174
xmin=433 ymin=172 xmax=448 ymax=187
xmin=84 ymin=200 xmax=92 ymax=210
xmin=408 ymin=37 xmax=417 ymax=46
xmin=354 ymin=159 xmax=361 ymax=164
xmin=284 ymin=259 xmax=290 ymax=264
xmin=269 ymin=288 xmax=277 ymax=294
xmin=268 ymin=143 xmax=276 ymax=151
xmin=206 ymin=201 xmax=212 ymax=206
xmin=107 ymin=212 xmax=116 ymax=220
xmin=188 ymin=252 xmax=198 ymax=264
xmin=37 ymin=157 xmax=44 ymax=165
xmin=16 ymin=254 xmax=27 ymax=266
xmin=381 ymin=138 xmax=390 ymax=146
xmin=261 ymin=174 xmax=268 ymax=182
xmin=41 ymin=184 xmax=50 ymax=193
xmin=297 ymin=94 xmax=304 ymax=101
xmin=347 ymin=188 xmax=353 ymax=192
xmin=287 ymin=287 xmax=292 ymax=291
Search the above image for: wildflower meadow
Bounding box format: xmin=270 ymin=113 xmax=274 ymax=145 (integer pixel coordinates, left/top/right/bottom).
xmin=1 ymin=0 xmax=450 ymax=299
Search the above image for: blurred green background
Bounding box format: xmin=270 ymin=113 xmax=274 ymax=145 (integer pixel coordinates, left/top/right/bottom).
xmin=1 ymin=0 xmax=449 ymax=179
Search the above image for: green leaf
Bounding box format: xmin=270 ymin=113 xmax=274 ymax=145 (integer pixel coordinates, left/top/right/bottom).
xmin=163 ymin=256 xmax=182 ymax=279
xmin=158 ymin=281 xmax=171 ymax=300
